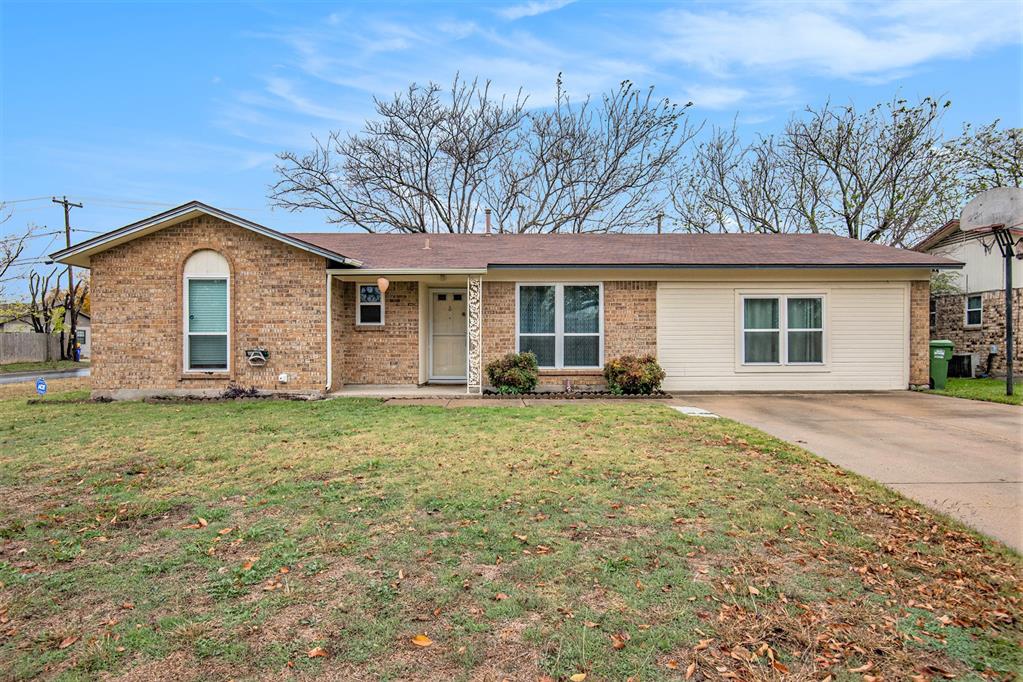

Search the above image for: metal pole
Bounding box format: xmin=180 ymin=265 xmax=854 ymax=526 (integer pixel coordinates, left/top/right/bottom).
xmin=1005 ymin=239 xmax=1014 ymax=397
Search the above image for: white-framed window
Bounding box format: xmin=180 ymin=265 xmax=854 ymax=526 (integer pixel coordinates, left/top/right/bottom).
xmin=741 ymin=295 xmax=825 ymax=365
xmin=184 ymin=250 xmax=230 ymax=372
xmin=356 ymin=284 xmax=384 ymax=326
xmin=75 ymin=329 xmax=86 ymax=345
xmin=516 ymin=283 xmax=603 ymax=369
xmin=965 ymin=294 xmax=982 ymax=327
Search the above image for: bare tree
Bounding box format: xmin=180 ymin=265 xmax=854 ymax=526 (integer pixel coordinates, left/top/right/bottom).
xmin=271 ymin=75 xmax=695 ymax=233
xmin=669 ymin=125 xmax=804 ymax=234
xmin=63 ymin=275 xmax=89 ymax=361
xmin=0 ymin=206 xmax=34 ymax=298
xmin=486 ymin=77 xmax=696 ymax=233
xmin=27 ymin=269 xmax=60 ymax=362
xmin=670 ymin=97 xmax=959 ymax=245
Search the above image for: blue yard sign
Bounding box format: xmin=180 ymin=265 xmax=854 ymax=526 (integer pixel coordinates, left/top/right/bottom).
xmin=35 ymin=378 xmax=47 ymax=396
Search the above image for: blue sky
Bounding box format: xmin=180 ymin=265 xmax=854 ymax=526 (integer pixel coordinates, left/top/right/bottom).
xmin=1 ymin=0 xmax=1021 ymax=292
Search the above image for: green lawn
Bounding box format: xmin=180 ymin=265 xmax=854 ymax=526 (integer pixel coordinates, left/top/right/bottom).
xmin=927 ymin=377 xmax=1022 ymax=406
xmin=0 ymin=360 xmax=89 ymax=374
xmin=0 ymin=384 xmax=1020 ymax=681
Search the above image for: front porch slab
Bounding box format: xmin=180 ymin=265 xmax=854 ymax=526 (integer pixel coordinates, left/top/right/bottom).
xmin=328 ymin=384 xmax=468 ymax=398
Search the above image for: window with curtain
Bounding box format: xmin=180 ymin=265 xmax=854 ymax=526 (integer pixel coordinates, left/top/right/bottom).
xmin=518 ymin=284 xmax=602 ymax=368
xmin=965 ymin=295 xmax=982 ymax=326
xmin=787 ymin=298 xmax=823 ymax=363
xmin=357 ymin=284 xmax=384 ymax=325
xmin=187 ymin=279 xmax=228 ymax=370
xmin=742 ymin=295 xmax=824 ymax=365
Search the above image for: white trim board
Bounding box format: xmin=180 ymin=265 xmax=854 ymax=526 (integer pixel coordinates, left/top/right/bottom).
xmin=51 ymin=201 xmax=362 ymax=268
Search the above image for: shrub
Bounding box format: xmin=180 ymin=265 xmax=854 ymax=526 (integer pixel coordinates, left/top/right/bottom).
xmin=485 ymin=352 xmax=539 ymax=394
xmin=603 ymin=354 xmax=666 ymax=394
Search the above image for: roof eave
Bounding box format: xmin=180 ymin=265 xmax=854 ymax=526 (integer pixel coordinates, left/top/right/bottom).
xmin=49 ymin=201 xmax=363 ymax=268
xmin=486 ymin=262 xmax=963 ymax=270
xmin=912 ymin=219 xmax=961 ymax=252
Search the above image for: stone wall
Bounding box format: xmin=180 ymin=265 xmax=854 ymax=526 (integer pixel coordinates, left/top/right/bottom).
xmin=336 ymin=280 xmax=419 ymax=384
xmin=932 ymin=288 xmax=1023 ymax=375
xmin=90 ymin=215 xmax=328 ymax=396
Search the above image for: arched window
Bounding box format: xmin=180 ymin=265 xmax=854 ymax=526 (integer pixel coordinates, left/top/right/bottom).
xmin=183 ymin=250 xmax=229 ymax=372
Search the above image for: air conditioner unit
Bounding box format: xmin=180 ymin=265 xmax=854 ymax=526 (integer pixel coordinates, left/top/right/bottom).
xmin=949 ymin=352 xmax=979 ymax=378
xmin=244 ymin=348 xmax=270 ymax=366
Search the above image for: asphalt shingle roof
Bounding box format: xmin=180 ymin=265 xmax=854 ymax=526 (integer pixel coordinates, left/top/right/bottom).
xmin=292 ymin=232 xmax=961 ymax=269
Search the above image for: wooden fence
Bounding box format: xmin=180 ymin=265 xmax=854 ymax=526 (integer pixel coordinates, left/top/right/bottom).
xmin=0 ymin=333 xmax=64 ymax=365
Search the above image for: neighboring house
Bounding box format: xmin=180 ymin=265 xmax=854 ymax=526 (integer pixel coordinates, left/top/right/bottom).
xmin=51 ymin=201 xmax=960 ymax=399
xmin=0 ymin=311 xmax=91 ymax=358
xmin=913 ymin=219 xmax=1022 ymax=376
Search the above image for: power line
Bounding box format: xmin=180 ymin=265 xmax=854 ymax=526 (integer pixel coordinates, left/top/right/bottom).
xmin=0 ymin=230 xmax=63 ymax=244
xmin=1 ymin=196 xmax=52 ymax=204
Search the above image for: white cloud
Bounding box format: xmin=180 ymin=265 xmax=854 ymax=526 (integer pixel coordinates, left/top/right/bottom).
xmin=497 ymin=0 xmax=574 ymax=21
xmin=655 ymin=1 xmax=1022 ymax=80
xmin=683 ymin=85 xmax=748 ymax=110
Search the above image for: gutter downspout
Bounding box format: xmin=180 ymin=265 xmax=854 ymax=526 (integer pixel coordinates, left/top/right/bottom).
xmin=325 ymin=272 xmax=333 ymax=392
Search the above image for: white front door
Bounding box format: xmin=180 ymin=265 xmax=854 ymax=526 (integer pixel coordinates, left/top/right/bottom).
xmin=431 ymin=290 xmax=467 ymax=381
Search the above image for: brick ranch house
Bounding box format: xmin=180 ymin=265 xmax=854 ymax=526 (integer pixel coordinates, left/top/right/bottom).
xmin=51 ymin=201 xmax=960 ymax=399
xmin=913 ymin=219 xmax=1022 ymax=376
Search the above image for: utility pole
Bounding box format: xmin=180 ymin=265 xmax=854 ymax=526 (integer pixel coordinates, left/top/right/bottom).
xmin=52 ymin=196 xmax=83 ymax=360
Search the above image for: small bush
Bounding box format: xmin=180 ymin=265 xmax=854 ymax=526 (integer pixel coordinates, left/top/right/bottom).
xmin=603 ymin=354 xmax=666 ymax=394
xmin=485 ymin=352 xmax=539 ymax=394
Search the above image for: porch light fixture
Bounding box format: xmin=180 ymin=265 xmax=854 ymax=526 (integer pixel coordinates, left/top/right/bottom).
xmin=376 ymin=277 xmax=390 ymax=294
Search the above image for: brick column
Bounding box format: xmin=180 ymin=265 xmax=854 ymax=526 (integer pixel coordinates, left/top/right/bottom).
xmin=909 ymin=280 xmax=930 ymax=387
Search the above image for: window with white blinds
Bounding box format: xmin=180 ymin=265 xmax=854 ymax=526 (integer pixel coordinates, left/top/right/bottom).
xmin=184 ymin=250 xmax=230 ymax=372
xmin=187 ymin=279 xmax=228 ymax=370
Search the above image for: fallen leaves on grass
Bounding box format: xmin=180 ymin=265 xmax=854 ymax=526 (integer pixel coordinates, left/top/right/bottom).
xmin=610 ymin=632 xmax=630 ymax=650
xmin=57 ymin=635 xmax=78 ymax=649
xmin=307 ymin=646 xmax=327 ymax=658
xmin=411 ymin=634 xmax=433 ymax=647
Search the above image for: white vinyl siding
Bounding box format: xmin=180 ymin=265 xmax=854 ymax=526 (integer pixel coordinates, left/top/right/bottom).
xmin=657 ymin=281 xmax=909 ymax=391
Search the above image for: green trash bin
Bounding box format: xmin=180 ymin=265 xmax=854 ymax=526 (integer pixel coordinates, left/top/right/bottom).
xmin=929 ymin=340 xmax=954 ymax=389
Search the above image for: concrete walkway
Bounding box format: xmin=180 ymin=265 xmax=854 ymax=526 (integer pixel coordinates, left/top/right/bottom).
xmin=0 ymin=367 xmax=91 ymax=385
xmin=670 ymin=392 xmax=1023 ymax=551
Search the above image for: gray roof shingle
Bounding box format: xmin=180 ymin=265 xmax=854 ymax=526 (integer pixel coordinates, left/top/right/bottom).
xmin=292 ymin=232 xmax=961 ymax=269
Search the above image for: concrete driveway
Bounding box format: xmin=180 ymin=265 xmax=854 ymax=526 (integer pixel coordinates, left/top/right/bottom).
xmin=0 ymin=367 xmax=90 ymax=385
xmin=670 ymin=392 xmax=1023 ymax=551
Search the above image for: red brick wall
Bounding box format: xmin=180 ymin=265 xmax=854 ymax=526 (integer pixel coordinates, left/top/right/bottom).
xmin=90 ymin=215 xmax=328 ymax=395
xmin=482 ymin=281 xmax=516 ymax=371
xmin=329 ymin=277 xmax=345 ymax=391
xmin=336 ymin=280 xmax=419 ymax=384
xmin=605 ymin=281 xmax=657 ymax=357
xmin=909 ymin=280 xmax=930 ymax=386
